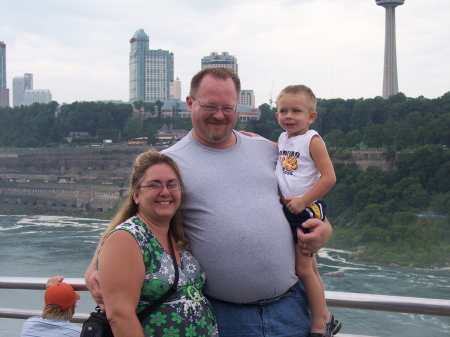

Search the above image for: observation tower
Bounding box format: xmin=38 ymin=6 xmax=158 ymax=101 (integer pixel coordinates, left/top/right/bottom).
xmin=376 ymin=0 xmax=405 ymax=99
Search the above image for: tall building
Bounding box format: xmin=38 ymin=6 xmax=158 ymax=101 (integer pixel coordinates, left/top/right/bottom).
xmin=170 ymin=77 xmax=182 ymax=100
xmin=376 ymin=0 xmax=405 ymax=99
xmin=201 ymin=51 xmax=255 ymax=107
xmin=201 ymin=52 xmax=238 ymax=73
xmin=0 ymin=41 xmax=9 ymax=107
xmin=240 ymin=90 xmax=255 ymax=108
xmin=13 ymin=73 xmax=51 ymax=106
xmin=23 ymin=89 xmax=52 ymax=106
xmin=129 ymin=29 xmax=174 ymax=103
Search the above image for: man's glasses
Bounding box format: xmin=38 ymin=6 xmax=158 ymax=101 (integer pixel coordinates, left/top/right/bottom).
xmin=139 ymin=182 xmax=181 ymax=192
xmin=193 ymin=98 xmax=237 ymax=115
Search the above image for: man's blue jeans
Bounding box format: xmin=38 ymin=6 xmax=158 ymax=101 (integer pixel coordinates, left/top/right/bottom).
xmin=207 ymin=283 xmax=311 ymax=337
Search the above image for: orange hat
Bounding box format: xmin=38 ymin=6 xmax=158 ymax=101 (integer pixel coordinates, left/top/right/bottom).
xmin=44 ymin=283 xmax=80 ymax=311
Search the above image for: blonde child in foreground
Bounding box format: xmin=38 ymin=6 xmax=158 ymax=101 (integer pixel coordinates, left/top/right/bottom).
xmin=275 ymin=85 xmax=340 ymax=337
xmin=242 ymin=84 xmax=341 ymax=336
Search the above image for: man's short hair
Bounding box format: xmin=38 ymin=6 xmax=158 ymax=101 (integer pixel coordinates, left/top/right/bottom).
xmin=189 ymin=67 xmax=241 ymax=98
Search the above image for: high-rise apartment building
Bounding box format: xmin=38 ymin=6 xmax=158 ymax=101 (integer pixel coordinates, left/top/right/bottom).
xmin=201 ymin=51 xmax=255 ymax=107
xmin=240 ymin=90 xmax=255 ymax=108
xmin=170 ymin=77 xmax=181 ymax=100
xmin=129 ymin=29 xmax=174 ymax=103
xmin=13 ymin=73 xmax=51 ymax=106
xmin=201 ymin=52 xmax=238 ymax=73
xmin=23 ymin=89 xmax=52 ymax=106
xmin=0 ymin=41 xmax=10 ymax=107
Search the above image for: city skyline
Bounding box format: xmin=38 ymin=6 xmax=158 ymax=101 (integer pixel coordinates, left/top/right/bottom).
xmin=1 ymin=0 xmax=449 ymax=107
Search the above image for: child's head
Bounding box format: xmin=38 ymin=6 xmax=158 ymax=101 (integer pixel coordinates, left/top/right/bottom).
xmin=276 ymin=85 xmax=316 ymax=112
xmin=276 ymin=85 xmax=317 ymax=137
xmin=41 ymin=282 xmax=80 ymax=320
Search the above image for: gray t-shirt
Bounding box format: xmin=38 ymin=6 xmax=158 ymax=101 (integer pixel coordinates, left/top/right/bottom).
xmin=163 ymin=130 xmax=298 ymax=303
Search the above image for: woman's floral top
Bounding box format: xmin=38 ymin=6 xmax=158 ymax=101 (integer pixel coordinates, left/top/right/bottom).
xmin=109 ymin=216 xmax=218 ymax=337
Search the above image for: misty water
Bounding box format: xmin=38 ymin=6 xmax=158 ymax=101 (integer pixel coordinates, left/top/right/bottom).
xmin=0 ymin=215 xmax=449 ymax=336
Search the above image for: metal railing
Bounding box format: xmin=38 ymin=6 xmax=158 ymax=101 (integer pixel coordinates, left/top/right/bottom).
xmin=1 ymin=276 xmax=450 ymax=323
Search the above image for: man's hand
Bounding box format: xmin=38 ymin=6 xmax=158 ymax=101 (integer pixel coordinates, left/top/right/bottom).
xmin=296 ymin=218 xmax=332 ymax=255
xmin=87 ymin=270 xmax=105 ymax=311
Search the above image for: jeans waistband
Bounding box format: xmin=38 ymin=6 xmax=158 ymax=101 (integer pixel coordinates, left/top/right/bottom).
xmin=208 ymin=283 xmax=297 ymax=306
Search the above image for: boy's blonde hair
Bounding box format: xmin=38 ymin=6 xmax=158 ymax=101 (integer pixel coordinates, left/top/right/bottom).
xmin=277 ymin=85 xmax=317 ymax=112
xmin=41 ymin=304 xmax=74 ymax=321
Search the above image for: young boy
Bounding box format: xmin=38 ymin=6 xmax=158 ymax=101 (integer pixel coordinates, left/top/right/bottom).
xmin=275 ymin=84 xmax=340 ymax=337
xmin=241 ymin=84 xmax=341 ymax=336
xmin=20 ymin=276 xmax=81 ymax=337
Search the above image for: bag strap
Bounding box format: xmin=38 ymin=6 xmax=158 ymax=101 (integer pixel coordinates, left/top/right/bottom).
xmin=137 ymin=232 xmax=179 ymax=322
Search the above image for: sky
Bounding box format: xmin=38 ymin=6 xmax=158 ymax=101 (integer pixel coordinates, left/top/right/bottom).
xmin=1 ymin=0 xmax=449 ymax=107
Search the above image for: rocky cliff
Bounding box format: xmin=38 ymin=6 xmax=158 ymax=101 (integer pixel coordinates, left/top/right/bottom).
xmin=0 ymin=146 xmax=390 ymax=215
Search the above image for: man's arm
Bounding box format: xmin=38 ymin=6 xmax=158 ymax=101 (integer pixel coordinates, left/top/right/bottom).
xmin=239 ymin=131 xmax=278 ymax=147
xmin=85 ymin=242 xmax=105 ymax=310
xmin=297 ymin=217 xmax=332 ymax=255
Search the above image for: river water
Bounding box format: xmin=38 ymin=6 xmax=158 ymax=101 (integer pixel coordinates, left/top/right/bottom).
xmin=0 ymin=215 xmax=449 ymax=336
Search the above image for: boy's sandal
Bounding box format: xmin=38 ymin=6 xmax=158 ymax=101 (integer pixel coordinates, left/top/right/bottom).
xmin=326 ymin=314 xmax=342 ymax=335
xmin=307 ymin=332 xmax=332 ymax=337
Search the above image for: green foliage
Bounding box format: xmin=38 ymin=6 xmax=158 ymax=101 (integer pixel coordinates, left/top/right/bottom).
xmin=123 ymin=117 xmax=143 ymax=140
xmin=97 ymin=129 xmax=121 ymax=142
xmin=326 ymin=143 xmax=449 ymax=267
xmin=1 ymin=93 xmax=449 ymax=267
xmin=329 ymin=215 xmax=449 ymax=267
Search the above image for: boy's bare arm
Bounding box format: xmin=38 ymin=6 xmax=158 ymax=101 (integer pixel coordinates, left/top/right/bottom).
xmin=286 ymin=135 xmax=336 ymax=213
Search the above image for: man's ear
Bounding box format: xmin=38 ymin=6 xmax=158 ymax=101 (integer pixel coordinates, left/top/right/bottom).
xmin=186 ymin=96 xmax=193 ymax=112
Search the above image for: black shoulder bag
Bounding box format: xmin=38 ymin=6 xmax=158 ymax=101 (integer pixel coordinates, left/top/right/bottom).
xmin=80 ymin=233 xmax=179 ymax=337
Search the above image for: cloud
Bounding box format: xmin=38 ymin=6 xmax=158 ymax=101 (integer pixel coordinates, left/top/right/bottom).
xmin=1 ymin=0 xmax=449 ymax=106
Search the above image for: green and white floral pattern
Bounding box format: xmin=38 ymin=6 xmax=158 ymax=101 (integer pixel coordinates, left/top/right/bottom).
xmin=110 ymin=216 xmax=218 ymax=337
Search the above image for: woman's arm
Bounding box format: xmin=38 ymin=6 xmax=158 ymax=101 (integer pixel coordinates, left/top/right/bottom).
xmin=98 ymin=230 xmax=145 ymax=337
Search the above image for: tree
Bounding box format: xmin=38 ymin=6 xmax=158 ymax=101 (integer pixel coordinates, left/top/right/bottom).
xmin=323 ymin=129 xmax=345 ymax=149
xmin=133 ymin=100 xmax=144 ymax=110
xmin=364 ymin=121 xmax=385 ymax=148
xmin=155 ymin=100 xmax=164 ymax=119
xmin=346 ymin=130 xmax=362 ymax=148
xmin=258 ymin=103 xmax=274 ymax=123
xmin=146 ymin=124 xmax=158 ymax=145
xmin=123 ymin=117 xmax=143 ymax=140
xmin=143 ymin=102 xmax=155 ymax=116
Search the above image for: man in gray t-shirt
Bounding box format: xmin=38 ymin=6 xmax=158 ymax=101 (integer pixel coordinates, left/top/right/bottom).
xmin=162 ymin=67 xmax=333 ymax=337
